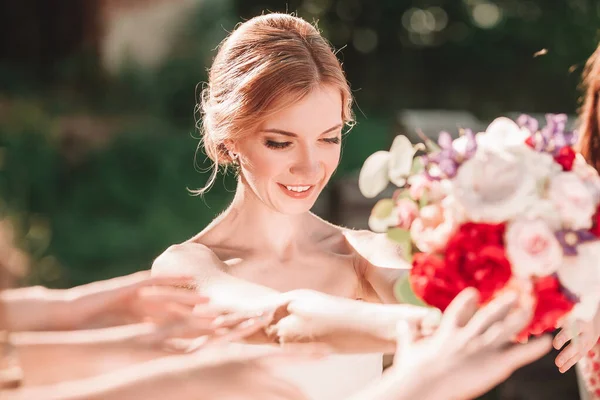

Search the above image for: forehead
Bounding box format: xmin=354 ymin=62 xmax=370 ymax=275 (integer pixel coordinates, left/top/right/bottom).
xmin=260 ymin=85 xmax=343 ymax=134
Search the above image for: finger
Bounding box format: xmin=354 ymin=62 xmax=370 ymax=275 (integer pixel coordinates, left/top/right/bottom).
xmin=559 ymin=351 xmax=583 ymax=373
xmin=101 ymin=271 xmax=196 ymax=292
xmin=395 ymin=320 xmax=417 ymax=356
xmin=196 ymin=315 xmax=273 ymax=349
xmin=556 ymin=341 xmax=581 ymax=369
xmin=439 ymin=288 xmax=480 ymax=332
xmin=483 ymin=307 xmax=533 ymax=348
xmin=138 ymin=288 xmax=210 ymax=307
xmin=463 ymin=291 xmax=518 ymax=340
xmin=213 ymin=310 xmax=275 ymax=329
xmin=136 ymin=301 xmax=213 ymax=324
xmin=556 ymin=331 xmax=594 ymax=372
xmin=503 ymin=335 xmax=553 ymax=370
xmin=554 ymin=321 xmax=583 ymax=350
xmin=130 ymin=274 xmax=198 ymax=291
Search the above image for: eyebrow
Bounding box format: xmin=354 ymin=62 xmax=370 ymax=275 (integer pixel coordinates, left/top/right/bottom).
xmin=261 ymin=123 xmax=343 ymax=137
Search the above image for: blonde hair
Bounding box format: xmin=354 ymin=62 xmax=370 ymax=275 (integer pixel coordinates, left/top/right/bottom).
xmin=192 ymin=13 xmax=354 ymax=195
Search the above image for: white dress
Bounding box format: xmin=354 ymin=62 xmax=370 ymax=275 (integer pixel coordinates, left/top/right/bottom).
xmin=270 ymin=352 xmax=384 ymax=400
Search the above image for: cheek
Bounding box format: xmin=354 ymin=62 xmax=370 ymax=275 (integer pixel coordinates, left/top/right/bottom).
xmin=243 ymin=151 xmax=286 ymax=181
xmin=322 ymin=147 xmax=341 ymax=172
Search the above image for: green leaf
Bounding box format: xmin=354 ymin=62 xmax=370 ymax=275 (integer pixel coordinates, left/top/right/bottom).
xmin=386 ymin=227 xmax=413 ymax=263
xmin=394 ymin=275 xmax=427 ymax=307
xmin=372 ymin=198 xmax=395 ymax=219
xmin=410 ymin=156 xmax=424 ymax=175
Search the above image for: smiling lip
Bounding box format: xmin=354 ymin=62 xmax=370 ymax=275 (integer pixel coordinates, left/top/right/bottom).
xmin=277 ymin=183 xmax=316 ymax=199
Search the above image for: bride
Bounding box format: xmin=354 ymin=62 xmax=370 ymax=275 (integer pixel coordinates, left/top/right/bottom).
xmin=152 ymin=12 xmax=438 ymax=399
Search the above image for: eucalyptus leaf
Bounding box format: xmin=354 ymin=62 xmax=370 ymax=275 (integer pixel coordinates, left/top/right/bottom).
xmin=393 ymin=275 xmax=427 ymax=307
xmin=386 ymin=227 xmax=413 ymax=262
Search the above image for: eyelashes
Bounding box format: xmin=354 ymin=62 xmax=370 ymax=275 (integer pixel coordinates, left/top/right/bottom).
xmin=264 ymin=137 xmax=341 ymax=150
xmin=265 ymin=140 xmax=291 ymax=149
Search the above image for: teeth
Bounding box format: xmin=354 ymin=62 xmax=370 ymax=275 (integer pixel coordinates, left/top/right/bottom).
xmin=285 ymin=185 xmax=311 ymax=193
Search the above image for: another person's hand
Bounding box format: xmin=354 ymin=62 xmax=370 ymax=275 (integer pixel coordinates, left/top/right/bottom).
xmin=214 ymin=289 xmax=438 ymax=353
xmin=384 ymin=288 xmax=552 ymax=400
xmin=12 ymin=307 xmax=276 ymax=386
xmin=553 ymin=309 xmax=600 ymax=373
xmin=58 ymin=270 xmax=207 ymax=329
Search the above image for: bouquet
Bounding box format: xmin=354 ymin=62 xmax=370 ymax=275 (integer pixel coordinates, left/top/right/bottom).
xmin=358 ymin=114 xmax=600 ymax=341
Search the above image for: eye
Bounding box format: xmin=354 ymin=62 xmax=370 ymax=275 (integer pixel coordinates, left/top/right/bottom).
xmin=322 ymin=137 xmax=341 ymax=145
xmin=264 ymin=140 xmax=291 ymax=149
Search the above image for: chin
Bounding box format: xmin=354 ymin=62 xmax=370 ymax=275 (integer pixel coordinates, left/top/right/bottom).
xmin=271 ymin=187 xmax=322 ymax=215
xmin=277 ymin=202 xmax=317 ymax=215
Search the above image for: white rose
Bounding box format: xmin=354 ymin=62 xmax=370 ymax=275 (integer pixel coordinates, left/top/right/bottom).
xmin=548 ymin=172 xmax=596 ymax=230
xmin=557 ymin=241 xmax=600 ymax=298
xmin=450 ymin=147 xmax=540 ymax=223
xmin=477 ymin=117 xmax=530 ymax=151
xmin=505 ymin=219 xmax=563 ymax=278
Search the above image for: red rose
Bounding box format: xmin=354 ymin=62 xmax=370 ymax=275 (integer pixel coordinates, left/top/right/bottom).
xmin=517 ymin=276 xmax=575 ymax=341
xmin=554 ymin=146 xmax=576 ymax=171
xmin=591 ymin=205 xmax=600 ymax=237
xmin=525 ymin=135 xmax=536 ymax=148
xmin=410 ymin=252 xmax=467 ymax=311
xmin=444 ymin=222 xmax=511 ymax=303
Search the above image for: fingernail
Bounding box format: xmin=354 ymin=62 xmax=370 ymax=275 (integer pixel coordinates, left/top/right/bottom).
xmin=237 ymin=318 xmax=258 ymax=329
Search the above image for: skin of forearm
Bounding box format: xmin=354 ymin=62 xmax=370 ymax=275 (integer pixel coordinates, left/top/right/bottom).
xmin=1 ymin=286 xmax=69 ymax=332
xmin=4 ymin=356 xmax=200 ymax=400
xmin=11 ymin=327 xmax=170 ymax=386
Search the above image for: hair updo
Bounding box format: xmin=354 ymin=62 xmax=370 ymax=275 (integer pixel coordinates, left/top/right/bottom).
xmin=193 ymin=13 xmax=354 ymax=194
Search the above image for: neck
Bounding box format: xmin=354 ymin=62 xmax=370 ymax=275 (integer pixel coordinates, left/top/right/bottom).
xmin=222 ymin=179 xmax=314 ymax=259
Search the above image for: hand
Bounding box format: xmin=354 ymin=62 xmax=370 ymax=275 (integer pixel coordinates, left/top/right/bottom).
xmin=214 ymin=289 xmax=438 ymax=352
xmin=553 ymin=314 xmax=600 ymax=373
xmin=136 ymin=308 xmax=276 ymax=353
xmin=386 ymin=288 xmax=552 ymax=400
xmin=59 ymin=271 xmax=207 ymax=329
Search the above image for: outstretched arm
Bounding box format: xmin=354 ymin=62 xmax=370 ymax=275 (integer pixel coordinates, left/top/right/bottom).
xmin=152 ymin=241 xmax=434 ymax=354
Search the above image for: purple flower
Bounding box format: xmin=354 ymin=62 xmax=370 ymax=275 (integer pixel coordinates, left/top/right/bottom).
xmin=518 ymin=113 xmax=577 ymax=155
xmin=424 ymin=130 xmax=477 ymax=180
xmin=555 ymin=229 xmax=597 ymax=256
xmin=516 ymin=114 xmax=539 ymax=133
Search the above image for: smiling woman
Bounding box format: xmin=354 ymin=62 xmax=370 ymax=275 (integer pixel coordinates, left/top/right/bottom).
xmin=151 ymin=13 xmax=429 ymax=400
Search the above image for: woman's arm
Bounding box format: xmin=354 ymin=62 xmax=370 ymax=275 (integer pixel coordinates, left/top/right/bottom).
xmin=152 ymin=242 xmax=434 ymax=354
xmin=1 ymin=272 xmax=204 ymax=332
xmin=12 ymin=325 xmax=176 ymax=386
xmin=6 ymin=346 xmax=309 ymax=400
xmin=11 ymin=307 xmax=270 ymax=386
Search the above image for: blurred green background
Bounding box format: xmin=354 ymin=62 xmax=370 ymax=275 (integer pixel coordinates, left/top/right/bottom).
xmin=2 ymin=0 xmax=598 ymax=288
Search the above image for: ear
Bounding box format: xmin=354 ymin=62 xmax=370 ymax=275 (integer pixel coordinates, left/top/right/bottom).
xmin=222 ymin=139 xmax=238 ymax=159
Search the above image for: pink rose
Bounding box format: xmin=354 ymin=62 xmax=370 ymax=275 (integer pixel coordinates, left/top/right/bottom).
xmin=410 ymin=204 xmax=458 ymax=253
xmin=394 ymin=198 xmax=419 ymax=230
xmin=408 ymin=175 xmax=446 ymax=203
xmin=548 ymin=172 xmax=596 ymax=230
xmin=505 ymin=219 xmax=563 ymax=278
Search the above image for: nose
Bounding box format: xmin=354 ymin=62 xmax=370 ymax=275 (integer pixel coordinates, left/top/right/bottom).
xmin=289 ymin=144 xmax=322 ymax=179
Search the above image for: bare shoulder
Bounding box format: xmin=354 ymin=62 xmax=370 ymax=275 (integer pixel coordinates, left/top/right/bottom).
xmin=151 ymin=239 xmax=226 ymax=277
xmin=341 ymin=228 xmax=411 ymax=271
